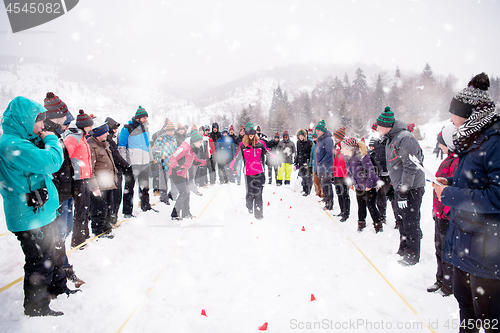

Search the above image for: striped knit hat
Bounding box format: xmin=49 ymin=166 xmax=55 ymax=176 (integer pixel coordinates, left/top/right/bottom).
xmin=376 ymin=107 xmax=395 ymax=128
xmin=371 ymin=123 xmax=378 ymax=131
xmin=76 ymin=109 xmax=93 ymax=129
xmin=333 ymin=127 xmax=346 ymax=141
xmin=229 ymin=125 xmax=234 ymax=132
xmin=274 ymin=131 xmax=280 ymax=139
xmin=315 ymin=119 xmax=327 ymax=132
xmin=43 ymin=92 xmax=68 ymax=120
xmin=135 ymin=105 xmax=148 ymax=119
xmin=190 ymin=129 xmax=203 ymax=144
xmin=165 ymin=120 xmax=175 ymax=131
xmin=449 ymin=72 xmax=492 ymax=119
xmin=407 ymin=123 xmax=415 ymax=132
xmin=91 ymin=123 xmax=109 ymax=138
xmin=283 ymin=130 xmax=289 ymax=138
xmin=245 ymin=122 xmax=256 ymax=135
xmin=342 ymin=137 xmax=358 ymax=148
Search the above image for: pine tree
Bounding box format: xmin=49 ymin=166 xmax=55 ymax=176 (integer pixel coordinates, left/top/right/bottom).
xmin=238 ymin=107 xmax=252 ymax=128
xmin=372 ymin=74 xmax=385 ymax=119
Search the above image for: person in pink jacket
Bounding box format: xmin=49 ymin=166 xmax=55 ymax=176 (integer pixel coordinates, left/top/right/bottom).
xmin=169 ymin=130 xmax=207 ymax=220
xmin=332 ymin=127 xmax=350 ymax=222
xmin=230 ymin=122 xmax=270 ymax=220
xmin=64 ymin=110 xmax=96 ymax=248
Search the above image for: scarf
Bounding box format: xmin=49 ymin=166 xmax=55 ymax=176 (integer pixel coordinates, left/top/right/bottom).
xmin=453 ymin=101 xmax=499 ymax=153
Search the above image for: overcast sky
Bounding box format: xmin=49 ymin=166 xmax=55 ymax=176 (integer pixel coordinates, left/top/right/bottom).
xmin=1 ymin=0 xmax=499 ymax=86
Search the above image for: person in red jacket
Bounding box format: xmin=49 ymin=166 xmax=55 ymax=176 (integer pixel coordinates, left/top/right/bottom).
xmin=169 ymin=130 xmax=207 ymax=220
xmin=332 ymin=127 xmax=350 ymax=222
xmin=427 ymin=124 xmax=458 ymax=297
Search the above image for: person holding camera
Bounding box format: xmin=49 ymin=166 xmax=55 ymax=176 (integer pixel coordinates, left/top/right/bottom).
xmin=0 ymin=97 xmax=78 ymax=317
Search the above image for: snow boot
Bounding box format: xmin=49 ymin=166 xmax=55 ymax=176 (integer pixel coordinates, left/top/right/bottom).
xmin=374 ymin=219 xmax=384 ymax=233
xmin=284 ymin=180 xmax=290 ymax=185
xmin=64 ymin=265 xmax=86 ymax=288
xmin=339 ymin=215 xmax=348 ymax=222
xmin=357 ymin=221 xmax=366 ymax=232
xmin=25 ymin=307 xmax=64 ymax=317
xmin=427 ymin=281 xmax=442 ymax=293
xmin=276 ymin=180 xmax=283 ymax=186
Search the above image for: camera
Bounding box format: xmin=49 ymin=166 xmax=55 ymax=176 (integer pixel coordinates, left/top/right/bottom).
xmin=26 ymin=188 xmax=49 ymax=212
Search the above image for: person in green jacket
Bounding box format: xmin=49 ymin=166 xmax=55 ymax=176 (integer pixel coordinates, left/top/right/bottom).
xmin=0 ymin=96 xmax=77 ymax=317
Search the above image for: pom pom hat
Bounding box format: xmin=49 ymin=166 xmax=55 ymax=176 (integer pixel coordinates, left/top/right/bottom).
xmin=76 ymin=109 xmax=93 ymax=129
xmin=245 ymin=122 xmax=256 ymax=135
xmin=43 ymin=92 xmax=68 ymax=120
xmin=376 ymin=107 xmax=395 ymax=128
xmin=315 ymin=119 xmax=327 ymax=133
xmin=333 ymin=127 xmax=346 ymax=141
xmin=449 ymin=72 xmax=492 ymax=119
xmin=135 ymin=105 xmax=148 ymax=119
xmin=190 ymin=129 xmax=203 ymax=144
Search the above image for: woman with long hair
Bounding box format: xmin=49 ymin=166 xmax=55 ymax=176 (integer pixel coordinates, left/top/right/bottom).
xmin=230 ymin=122 xmax=270 ymax=219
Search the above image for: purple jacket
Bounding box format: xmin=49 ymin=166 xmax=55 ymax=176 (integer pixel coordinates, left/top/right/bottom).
xmin=345 ymin=143 xmax=379 ymax=191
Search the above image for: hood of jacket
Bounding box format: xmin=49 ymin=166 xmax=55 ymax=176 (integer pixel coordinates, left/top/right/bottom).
xmin=2 ymin=96 xmax=46 ymax=141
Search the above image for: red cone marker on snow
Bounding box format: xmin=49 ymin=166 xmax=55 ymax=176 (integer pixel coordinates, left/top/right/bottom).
xmin=267 ymin=202 xmax=270 ymax=206
xmin=302 ymin=226 xmax=305 ymax=231
xmin=311 ymin=294 xmax=316 ymax=301
xmin=201 ymin=309 xmax=207 ymax=316
xmin=280 ymin=198 xmax=282 ymax=201
xmin=290 ymin=206 xmax=292 ymax=209
xmin=258 ymin=322 xmax=268 ymax=330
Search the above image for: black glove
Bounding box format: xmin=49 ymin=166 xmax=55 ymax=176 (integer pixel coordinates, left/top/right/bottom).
xmin=386 ymin=186 xmax=395 ymax=201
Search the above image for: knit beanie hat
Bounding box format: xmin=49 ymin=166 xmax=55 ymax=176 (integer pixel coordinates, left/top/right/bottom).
xmin=91 ymin=123 xmax=109 ymax=138
xmin=274 ymin=132 xmax=280 ymax=139
xmin=312 ymin=133 xmax=318 ymax=139
xmin=449 ymin=72 xmax=492 ymax=119
xmin=333 ymin=127 xmax=346 ymax=141
xmin=165 ymin=120 xmax=175 ymax=131
xmin=229 ymin=125 xmax=234 ymax=132
xmin=376 ymin=107 xmax=395 ymax=128
xmin=192 ymin=124 xmax=198 ymax=132
xmin=76 ymin=109 xmax=93 ymax=129
xmin=64 ymin=111 xmax=75 ymax=126
xmin=441 ymin=123 xmax=456 ymax=151
xmin=190 ymin=129 xmax=203 ymax=144
xmin=343 ymin=137 xmax=358 ymax=148
xmin=205 ymin=125 xmax=210 ymax=131
xmin=407 ymin=123 xmax=415 ymax=132
xmin=283 ymin=130 xmax=289 ymax=138
xmin=177 ymin=122 xmax=184 ymax=130
xmin=105 ymin=117 xmax=120 ymax=130
xmin=222 ymin=127 xmax=229 ymax=134
xmin=371 ymin=123 xmax=378 ymax=131
xmin=256 ymin=125 xmax=261 ymax=132
xmin=135 ymin=105 xmax=148 ymax=119
xmin=44 ymin=92 xmax=68 ymax=120
xmin=245 ymin=122 xmax=256 ymax=135
xmin=315 ymin=119 xmax=327 ymax=132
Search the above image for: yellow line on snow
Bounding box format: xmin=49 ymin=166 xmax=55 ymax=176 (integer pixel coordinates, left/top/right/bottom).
xmin=320 ymin=201 xmax=436 ymax=333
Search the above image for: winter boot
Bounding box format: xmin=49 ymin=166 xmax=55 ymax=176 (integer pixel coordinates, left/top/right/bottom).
xmin=25 ymin=307 xmax=64 ymax=317
xmin=357 ymin=221 xmax=366 ymax=232
xmin=284 ymin=180 xmax=290 ymax=185
xmin=276 ymin=180 xmax=283 ymax=186
xmin=374 ymin=219 xmax=384 ymax=233
xmin=63 ymin=265 xmax=86 ymax=288
xmin=427 ymin=281 xmax=442 ymax=293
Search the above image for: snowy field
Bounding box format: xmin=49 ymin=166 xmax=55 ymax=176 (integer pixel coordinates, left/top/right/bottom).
xmin=0 ymin=121 xmax=469 ymax=333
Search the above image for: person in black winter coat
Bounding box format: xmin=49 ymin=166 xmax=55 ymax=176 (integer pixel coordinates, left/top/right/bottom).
xmin=295 ymin=129 xmax=313 ymax=195
xmin=209 ymin=122 xmax=222 ymax=183
xmin=266 ymin=132 xmax=281 ymax=184
xmin=105 ymin=117 xmax=130 ymax=224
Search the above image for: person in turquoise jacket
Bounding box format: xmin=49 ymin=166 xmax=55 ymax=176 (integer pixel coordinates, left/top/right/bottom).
xmin=0 ymin=96 xmax=76 ymax=317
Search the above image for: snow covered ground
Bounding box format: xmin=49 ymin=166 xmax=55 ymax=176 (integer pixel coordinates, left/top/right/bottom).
xmin=0 ymin=120 xmax=469 ymax=333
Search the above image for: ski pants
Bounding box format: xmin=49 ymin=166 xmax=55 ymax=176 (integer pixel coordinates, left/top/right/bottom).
xmin=71 ymin=179 xmax=91 ymax=248
xmin=171 ymin=174 xmax=191 ymax=218
xmin=277 ymin=163 xmax=293 ymax=182
xmin=396 ymin=187 xmax=424 ymax=265
xmin=246 ymin=173 xmax=265 ymax=219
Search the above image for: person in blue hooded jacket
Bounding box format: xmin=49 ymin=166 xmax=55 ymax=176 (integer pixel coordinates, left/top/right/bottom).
xmin=0 ymin=97 xmax=77 ymax=317
xmin=434 ymin=73 xmax=500 ymax=329
xmin=315 ymin=119 xmax=334 ymax=211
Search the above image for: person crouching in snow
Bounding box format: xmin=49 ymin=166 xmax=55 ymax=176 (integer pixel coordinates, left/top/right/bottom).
xmin=169 ymin=130 xmax=207 ymax=220
xmin=230 ymin=122 xmax=271 ymax=219
xmin=276 ymin=130 xmax=296 ymax=185
xmin=341 ymin=137 xmax=383 ymax=233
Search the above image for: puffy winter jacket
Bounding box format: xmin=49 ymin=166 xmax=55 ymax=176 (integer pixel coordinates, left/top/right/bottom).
xmin=152 ymin=134 xmax=177 ymax=171
xmin=0 ymin=97 xmax=63 ymax=232
xmin=169 ymin=138 xmax=207 ymax=178
xmin=442 ymin=121 xmax=500 ymax=279
xmin=64 ymin=127 xmax=92 ymax=180
xmin=333 ymin=142 xmax=348 ymax=178
xmin=231 ymin=141 xmax=269 ymax=176
xmin=118 ymin=118 xmax=150 ymax=166
xmin=295 ymin=135 xmax=312 ymax=167
xmin=88 ymin=137 xmax=118 ymax=191
xmin=345 ymin=141 xmax=379 ymax=191
xmin=315 ymin=130 xmax=334 ymax=174
xmin=384 ymin=120 xmax=425 ymax=193
xmin=216 ymin=135 xmax=235 ymax=165
xmin=277 ymin=138 xmax=296 ymax=164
